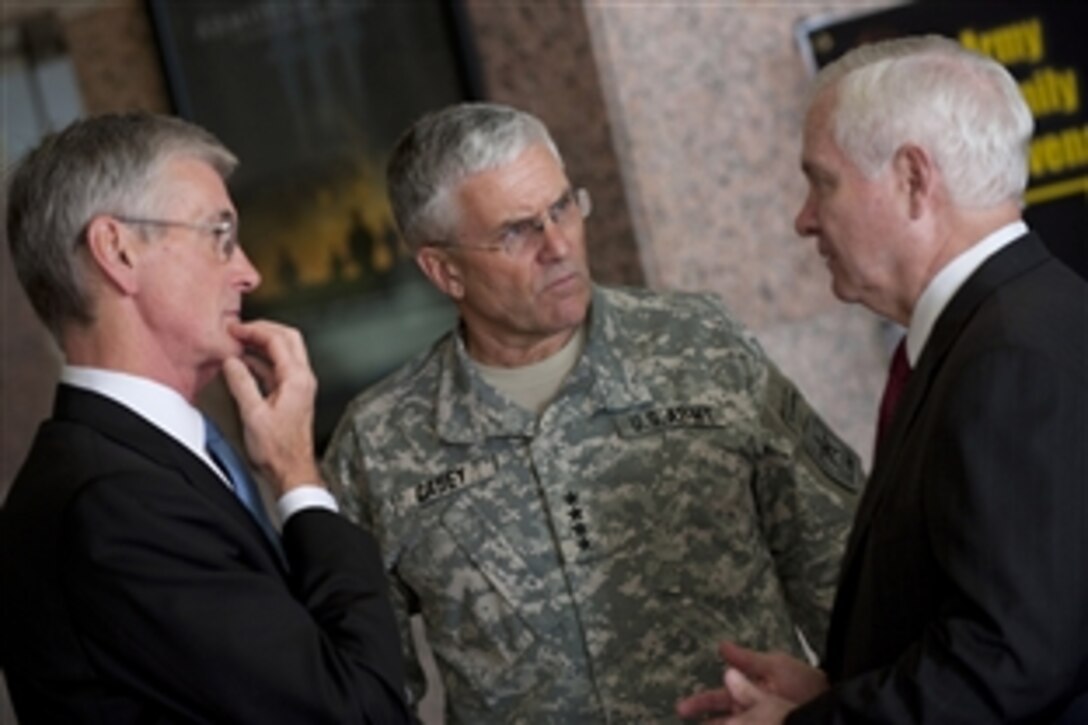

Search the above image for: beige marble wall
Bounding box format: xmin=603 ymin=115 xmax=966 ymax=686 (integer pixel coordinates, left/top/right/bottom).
xmin=584 ymin=0 xmax=902 ymax=467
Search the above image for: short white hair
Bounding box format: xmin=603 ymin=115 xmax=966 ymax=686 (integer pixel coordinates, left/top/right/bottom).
xmin=811 ymin=35 xmax=1034 ymax=207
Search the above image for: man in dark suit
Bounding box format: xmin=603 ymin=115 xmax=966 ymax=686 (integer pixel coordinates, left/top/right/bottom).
xmin=677 ymin=35 xmax=1087 ymax=723
xmin=0 ymin=112 xmax=410 ymax=723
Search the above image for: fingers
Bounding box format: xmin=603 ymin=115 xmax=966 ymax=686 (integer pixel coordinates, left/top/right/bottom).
xmin=221 ymin=357 xmax=263 ymax=414
xmin=229 ymin=320 xmax=311 ymax=389
xmin=221 ymin=320 xmax=321 ymax=494
xmin=725 ymin=668 xmax=762 ymax=709
xmin=719 ymin=640 xmax=778 ymax=694
xmin=678 ymin=643 xmax=770 ymax=720
xmin=720 ymin=641 xmax=762 ymax=672
xmin=676 ymin=686 xmax=737 ymax=720
xmin=231 ymin=320 xmax=310 ymax=365
xmin=229 ymin=320 xmax=315 ymax=402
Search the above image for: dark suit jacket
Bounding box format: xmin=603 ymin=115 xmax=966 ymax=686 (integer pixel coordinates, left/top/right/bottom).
xmin=0 ymin=386 xmax=410 ymax=724
xmin=791 ymin=235 xmax=1088 ymax=723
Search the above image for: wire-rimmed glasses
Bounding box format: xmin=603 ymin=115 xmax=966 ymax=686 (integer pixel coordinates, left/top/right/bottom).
xmin=114 ymin=215 xmax=239 ymax=262
xmin=427 ymin=187 xmax=592 ymax=257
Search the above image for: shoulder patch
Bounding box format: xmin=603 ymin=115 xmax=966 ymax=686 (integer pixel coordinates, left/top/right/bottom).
xmin=764 ymin=367 xmax=806 ymax=436
xmin=803 ymin=414 xmax=860 ymax=493
xmin=764 ymin=366 xmax=860 ymax=493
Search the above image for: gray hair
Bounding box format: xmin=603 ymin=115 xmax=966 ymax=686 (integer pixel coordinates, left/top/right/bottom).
xmin=386 ymin=102 xmax=561 ymax=251
xmin=811 ymin=35 xmax=1034 ymax=207
xmin=5 ymin=111 xmax=236 ymax=339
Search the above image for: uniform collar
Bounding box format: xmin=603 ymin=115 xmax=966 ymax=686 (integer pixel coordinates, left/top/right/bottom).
xmin=432 ymin=286 xmax=652 ymax=443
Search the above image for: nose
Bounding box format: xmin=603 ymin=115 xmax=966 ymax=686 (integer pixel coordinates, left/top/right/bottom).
xmin=234 ymin=247 xmax=262 ymax=292
xmin=536 ymin=215 xmax=574 ymax=260
xmin=794 ymin=192 xmax=818 ymax=238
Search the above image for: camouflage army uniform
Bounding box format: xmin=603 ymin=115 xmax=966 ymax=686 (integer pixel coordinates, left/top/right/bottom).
xmin=324 ymin=286 xmax=861 ymax=723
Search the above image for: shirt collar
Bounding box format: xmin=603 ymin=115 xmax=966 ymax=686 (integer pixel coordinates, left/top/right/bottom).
xmin=60 ymin=365 xmax=218 ymax=473
xmin=906 ymin=220 xmax=1027 ymax=365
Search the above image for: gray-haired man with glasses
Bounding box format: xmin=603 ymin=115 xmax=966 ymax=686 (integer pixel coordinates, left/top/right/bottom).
xmin=0 ymin=111 xmax=409 ymax=723
xmin=324 ymin=102 xmax=861 ymax=722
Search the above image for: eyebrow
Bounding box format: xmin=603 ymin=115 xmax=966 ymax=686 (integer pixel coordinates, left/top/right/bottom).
xmin=496 ymin=186 xmax=573 ymax=228
xmin=211 ymin=209 xmax=238 ymax=225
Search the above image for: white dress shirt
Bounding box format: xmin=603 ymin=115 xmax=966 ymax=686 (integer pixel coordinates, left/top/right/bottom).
xmin=60 ymin=366 xmax=336 ymax=523
xmin=906 ymin=221 xmax=1028 ymax=365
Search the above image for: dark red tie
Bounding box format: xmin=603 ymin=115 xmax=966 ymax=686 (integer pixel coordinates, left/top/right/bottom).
xmin=875 ymin=338 xmax=912 ymax=450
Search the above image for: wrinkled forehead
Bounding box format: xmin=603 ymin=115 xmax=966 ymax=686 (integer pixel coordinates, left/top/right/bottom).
xmin=801 ymin=91 xmax=845 ymax=160
xmin=459 ymin=144 xmax=570 ymax=203
xmin=143 ymin=154 xmax=236 ymax=217
xmin=803 ymin=88 xmax=838 ymax=141
xmin=455 ymin=144 xmax=570 ymax=219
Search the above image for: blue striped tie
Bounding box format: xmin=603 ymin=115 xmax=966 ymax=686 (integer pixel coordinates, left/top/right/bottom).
xmin=203 ymin=417 xmax=282 ymax=555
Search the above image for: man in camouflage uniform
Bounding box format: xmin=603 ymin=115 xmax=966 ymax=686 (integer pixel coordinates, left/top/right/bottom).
xmin=324 ymin=102 xmax=861 ymax=723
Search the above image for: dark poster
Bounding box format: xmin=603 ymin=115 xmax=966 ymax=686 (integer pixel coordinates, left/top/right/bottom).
xmin=797 ymin=1 xmax=1088 ymax=280
xmin=148 ymin=0 xmax=479 ymax=446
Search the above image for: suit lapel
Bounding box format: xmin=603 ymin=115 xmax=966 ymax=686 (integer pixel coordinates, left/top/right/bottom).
xmin=53 ymin=385 xmax=286 ymax=572
xmin=837 ymin=234 xmax=1051 ymax=595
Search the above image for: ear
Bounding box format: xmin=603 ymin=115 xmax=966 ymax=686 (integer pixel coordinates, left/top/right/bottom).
xmin=892 ymin=144 xmax=936 ymax=219
xmin=84 ymin=215 xmax=142 ymax=295
xmin=415 ymin=247 xmax=466 ymax=300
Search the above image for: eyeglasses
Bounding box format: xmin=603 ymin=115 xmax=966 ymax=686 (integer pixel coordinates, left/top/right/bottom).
xmin=115 ymin=215 xmax=240 ymax=262
xmin=429 ymin=187 xmax=592 ymax=257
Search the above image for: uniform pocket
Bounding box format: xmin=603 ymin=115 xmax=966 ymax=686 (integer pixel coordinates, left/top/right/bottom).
xmin=398 ymin=494 xmax=547 ymax=706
